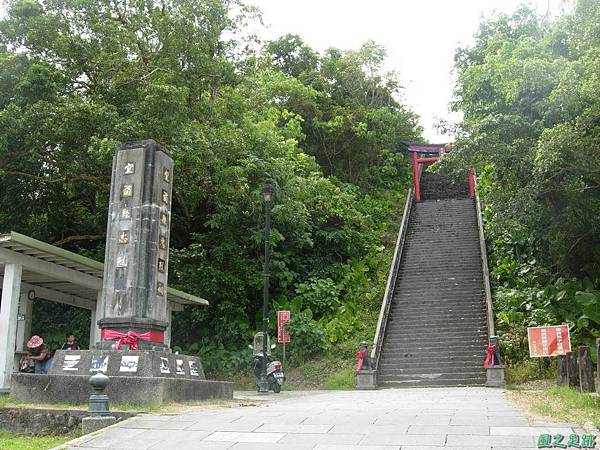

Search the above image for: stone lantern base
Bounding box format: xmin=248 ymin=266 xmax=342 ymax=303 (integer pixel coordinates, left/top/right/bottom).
xmin=356 ymin=370 xmax=377 ymax=390
xmin=486 ymin=365 xmax=506 ymax=388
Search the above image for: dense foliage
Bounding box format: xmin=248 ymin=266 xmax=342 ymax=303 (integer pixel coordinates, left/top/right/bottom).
xmin=444 ymin=0 xmax=600 ymax=363
xmin=0 ymin=0 xmax=421 ymax=373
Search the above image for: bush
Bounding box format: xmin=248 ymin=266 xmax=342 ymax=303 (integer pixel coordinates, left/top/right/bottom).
xmin=505 ymin=359 xmax=556 ymax=385
xmin=324 ymin=367 xmax=356 ymax=390
xmin=286 ymin=310 xmax=326 ymax=363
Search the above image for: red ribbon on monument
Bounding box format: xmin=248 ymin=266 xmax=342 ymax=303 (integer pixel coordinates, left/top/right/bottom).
xmin=102 ymin=330 xmax=154 ymax=351
xmin=484 ymin=343 xmax=496 ymax=368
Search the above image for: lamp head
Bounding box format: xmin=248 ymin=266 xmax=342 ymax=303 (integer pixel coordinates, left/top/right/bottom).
xmin=261 ymin=181 xmax=276 ymax=203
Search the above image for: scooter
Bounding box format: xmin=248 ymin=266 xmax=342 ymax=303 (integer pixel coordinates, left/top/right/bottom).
xmin=250 ymin=332 xmax=285 ymax=393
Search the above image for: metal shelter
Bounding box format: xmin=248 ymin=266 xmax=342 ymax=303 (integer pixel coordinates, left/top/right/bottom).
xmin=0 ymin=231 xmax=208 ymax=391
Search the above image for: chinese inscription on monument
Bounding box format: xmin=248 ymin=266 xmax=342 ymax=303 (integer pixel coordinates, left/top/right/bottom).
xmin=97 ymin=140 xmax=174 ymax=348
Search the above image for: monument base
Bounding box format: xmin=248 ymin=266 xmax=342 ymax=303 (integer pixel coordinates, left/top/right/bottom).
xmin=10 ymin=374 xmax=233 ymax=405
xmin=10 ymin=349 xmax=233 ymax=405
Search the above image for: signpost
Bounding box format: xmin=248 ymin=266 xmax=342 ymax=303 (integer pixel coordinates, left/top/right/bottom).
xmin=277 ymin=311 xmax=290 ymax=366
xmin=527 ymin=325 xmax=571 ymax=357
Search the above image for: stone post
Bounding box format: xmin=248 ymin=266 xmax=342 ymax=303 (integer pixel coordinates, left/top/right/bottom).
xmin=578 ymin=345 xmax=594 ymax=393
xmin=566 ymin=351 xmax=578 ymax=388
xmin=557 ymin=355 xmax=567 ymax=385
xmin=97 ymin=140 xmax=173 ymax=349
xmin=82 ymin=372 xmax=116 ymax=434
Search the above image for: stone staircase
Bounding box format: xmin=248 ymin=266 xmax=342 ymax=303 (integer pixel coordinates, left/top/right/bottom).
xmin=378 ymin=172 xmax=487 ymax=387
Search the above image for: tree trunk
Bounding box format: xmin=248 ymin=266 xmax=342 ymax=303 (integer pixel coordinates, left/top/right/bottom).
xmin=578 ymin=345 xmax=594 ymax=392
xmin=566 ymin=351 xmax=578 ymax=388
xmin=557 ymin=355 xmax=568 ymax=385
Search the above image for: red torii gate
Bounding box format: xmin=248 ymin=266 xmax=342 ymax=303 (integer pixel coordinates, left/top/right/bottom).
xmin=405 ymin=142 xmax=475 ymax=202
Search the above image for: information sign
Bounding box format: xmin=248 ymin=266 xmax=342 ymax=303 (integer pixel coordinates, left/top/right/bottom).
xmin=277 ymin=310 xmax=290 ymax=343
xmin=527 ymin=325 xmax=571 ymax=357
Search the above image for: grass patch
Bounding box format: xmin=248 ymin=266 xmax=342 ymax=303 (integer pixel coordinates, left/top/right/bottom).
xmin=0 ymin=431 xmax=78 ymax=450
xmin=283 ymin=356 xmax=356 ymax=390
xmin=505 ymin=359 xmax=556 ymax=386
xmin=324 ymin=367 xmax=356 ymax=390
xmin=508 ymin=385 xmax=600 ymax=428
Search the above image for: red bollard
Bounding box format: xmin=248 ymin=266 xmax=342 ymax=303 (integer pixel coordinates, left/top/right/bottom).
xmin=357 ymin=350 xmax=365 ymax=371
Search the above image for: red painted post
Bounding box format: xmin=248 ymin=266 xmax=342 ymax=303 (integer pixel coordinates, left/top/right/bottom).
xmin=412 ymin=151 xmax=421 ymax=202
xmin=468 ymin=169 xmax=475 ymax=198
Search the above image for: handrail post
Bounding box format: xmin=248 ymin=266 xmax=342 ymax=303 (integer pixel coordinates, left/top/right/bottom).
xmin=474 ymin=180 xmax=505 ymax=387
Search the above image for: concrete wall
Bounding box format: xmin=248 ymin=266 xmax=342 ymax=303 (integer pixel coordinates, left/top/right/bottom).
xmin=0 ymin=407 xmax=135 ymax=435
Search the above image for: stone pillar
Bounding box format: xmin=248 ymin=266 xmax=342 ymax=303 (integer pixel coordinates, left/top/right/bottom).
xmin=0 ymin=264 xmax=23 ymax=390
xmin=566 ymin=351 xmax=578 ymax=388
xmin=90 ymin=292 xmax=102 ymax=348
xmin=15 ymin=292 xmax=32 ymax=352
xmin=557 ymin=355 xmax=567 ymax=385
xmin=578 ymin=345 xmax=594 ymax=393
xmin=98 ymin=140 xmax=173 ymax=348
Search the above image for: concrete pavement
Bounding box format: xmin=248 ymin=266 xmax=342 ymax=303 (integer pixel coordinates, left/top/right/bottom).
xmin=57 ymin=387 xmax=587 ymax=450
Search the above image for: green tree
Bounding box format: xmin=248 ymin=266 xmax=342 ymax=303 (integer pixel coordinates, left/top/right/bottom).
xmin=445 ymin=1 xmax=600 ymax=362
xmin=0 ymin=0 xmax=418 ymax=373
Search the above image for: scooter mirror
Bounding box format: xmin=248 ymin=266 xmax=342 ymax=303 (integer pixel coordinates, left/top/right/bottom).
xmin=271 ymin=344 xmax=276 ymax=350
xmin=248 ymin=344 xmax=253 ymax=350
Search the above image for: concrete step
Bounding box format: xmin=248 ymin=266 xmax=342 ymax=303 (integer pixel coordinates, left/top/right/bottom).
xmin=390 ymin=304 xmax=485 ymax=312
xmin=378 ymin=367 xmax=486 ymax=377
xmin=380 ymin=354 xmax=485 ymax=364
xmin=379 ymin=363 xmax=485 ymax=371
xmin=382 ymin=335 xmax=488 ymax=345
xmin=378 ymin=380 xmax=486 ymax=388
xmin=392 ymin=295 xmax=484 ymax=302
xmin=382 ymin=342 xmax=487 ymax=351
xmin=390 ymin=310 xmax=485 ymax=316
xmin=388 ymin=316 xmax=486 ymax=324
xmin=378 ymin=370 xmax=485 ymax=381
xmin=393 ymin=289 xmax=484 ymax=297
xmin=387 ymin=320 xmax=486 ymax=329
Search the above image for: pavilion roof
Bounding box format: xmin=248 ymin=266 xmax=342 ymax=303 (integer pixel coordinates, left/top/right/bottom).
xmin=0 ymin=231 xmax=208 ymax=308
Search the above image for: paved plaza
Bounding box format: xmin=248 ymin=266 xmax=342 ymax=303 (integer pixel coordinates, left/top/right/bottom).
xmin=59 ymin=387 xmax=587 ymax=450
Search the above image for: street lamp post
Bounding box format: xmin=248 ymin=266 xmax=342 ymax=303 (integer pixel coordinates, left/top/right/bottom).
xmin=259 ymin=181 xmax=275 ymax=394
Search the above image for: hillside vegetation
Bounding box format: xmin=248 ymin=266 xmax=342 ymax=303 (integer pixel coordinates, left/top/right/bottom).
xmin=2 ymin=0 xmax=597 ymax=382
xmin=441 ymin=0 xmax=600 ymax=366
xmin=0 ymin=0 xmax=420 ymax=375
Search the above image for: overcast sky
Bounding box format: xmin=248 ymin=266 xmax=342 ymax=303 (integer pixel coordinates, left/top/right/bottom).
xmin=248 ymin=0 xmax=566 ymax=142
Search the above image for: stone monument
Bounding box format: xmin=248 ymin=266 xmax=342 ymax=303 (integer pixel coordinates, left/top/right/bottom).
xmin=97 ymin=140 xmax=173 ymax=348
xmin=10 ymin=140 xmax=233 ymax=404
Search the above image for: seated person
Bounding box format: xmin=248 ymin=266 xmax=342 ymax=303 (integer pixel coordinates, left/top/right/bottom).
xmin=61 ymin=333 xmax=80 ymax=351
xmin=26 ymin=335 xmax=52 ymax=374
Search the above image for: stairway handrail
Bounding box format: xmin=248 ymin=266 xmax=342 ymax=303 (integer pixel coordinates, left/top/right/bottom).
xmin=475 ymin=191 xmax=495 ymax=338
xmin=371 ymin=187 xmax=414 ymax=370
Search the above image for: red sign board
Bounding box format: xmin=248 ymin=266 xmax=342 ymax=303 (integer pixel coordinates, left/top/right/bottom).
xmin=527 ymin=325 xmax=571 ymax=357
xmin=277 ymin=310 xmax=290 ymax=343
